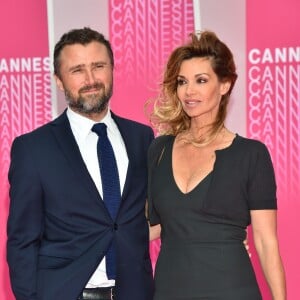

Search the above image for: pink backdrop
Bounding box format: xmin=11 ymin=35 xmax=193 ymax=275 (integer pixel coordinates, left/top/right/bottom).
xmin=0 ymin=1 xmax=51 ymax=299
xmin=0 ymin=1 xmax=299 ymax=299
xmin=108 ymin=0 xmax=195 ymax=269
xmin=109 ymin=0 xmax=195 ymax=123
xmin=247 ymin=0 xmax=300 ymax=298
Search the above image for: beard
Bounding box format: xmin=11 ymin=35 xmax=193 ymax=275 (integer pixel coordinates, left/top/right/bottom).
xmin=65 ymin=81 xmax=113 ymax=115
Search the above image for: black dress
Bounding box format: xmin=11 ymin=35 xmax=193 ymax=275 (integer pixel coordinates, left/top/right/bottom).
xmin=148 ymin=135 xmax=277 ymax=300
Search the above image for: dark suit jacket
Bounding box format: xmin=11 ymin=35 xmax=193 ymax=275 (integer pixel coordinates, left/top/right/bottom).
xmin=7 ymin=110 xmax=154 ymax=300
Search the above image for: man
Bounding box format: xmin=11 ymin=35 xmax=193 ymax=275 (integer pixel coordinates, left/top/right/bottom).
xmin=7 ymin=27 xmax=154 ymax=300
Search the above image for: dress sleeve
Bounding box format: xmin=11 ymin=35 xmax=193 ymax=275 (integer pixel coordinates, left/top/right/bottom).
xmin=147 ymin=136 xmax=170 ymax=225
xmin=247 ymin=142 xmax=277 ymax=210
xmin=148 ymin=198 xmax=161 ymax=225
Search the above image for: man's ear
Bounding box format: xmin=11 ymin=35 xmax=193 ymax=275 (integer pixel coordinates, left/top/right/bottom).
xmin=54 ymin=74 xmax=64 ymax=92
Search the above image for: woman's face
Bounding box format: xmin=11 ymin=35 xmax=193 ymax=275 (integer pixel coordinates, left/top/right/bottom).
xmin=176 ymin=57 xmax=230 ymax=123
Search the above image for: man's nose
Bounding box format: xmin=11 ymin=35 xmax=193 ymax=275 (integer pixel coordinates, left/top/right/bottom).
xmin=84 ymin=69 xmax=96 ymax=84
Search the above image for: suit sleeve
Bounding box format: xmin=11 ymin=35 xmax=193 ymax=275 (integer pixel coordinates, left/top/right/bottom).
xmin=7 ymin=136 xmax=44 ymax=300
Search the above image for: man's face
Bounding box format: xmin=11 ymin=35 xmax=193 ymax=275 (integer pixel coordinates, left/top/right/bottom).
xmin=55 ymin=41 xmax=113 ymax=117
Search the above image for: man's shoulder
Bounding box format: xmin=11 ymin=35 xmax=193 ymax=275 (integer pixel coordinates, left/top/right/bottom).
xmin=13 ymin=112 xmax=66 ymax=142
xmin=112 ymin=113 xmax=153 ymax=132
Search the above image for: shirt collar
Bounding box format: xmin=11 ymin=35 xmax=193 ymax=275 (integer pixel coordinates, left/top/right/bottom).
xmin=66 ymin=107 xmax=115 ymax=140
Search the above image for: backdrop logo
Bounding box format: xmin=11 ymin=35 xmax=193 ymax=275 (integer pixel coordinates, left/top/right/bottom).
xmin=0 ymin=55 xmax=52 ymax=180
xmin=0 ymin=56 xmax=50 ymax=72
xmin=248 ymin=46 xmax=300 ymax=148
xmin=247 ymin=45 xmax=300 ymax=199
xmin=0 ymin=56 xmax=51 ymax=131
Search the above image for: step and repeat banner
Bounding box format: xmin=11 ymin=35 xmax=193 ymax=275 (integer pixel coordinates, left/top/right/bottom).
xmin=0 ymin=1 xmax=51 ymax=299
xmin=247 ymin=0 xmax=300 ymax=298
xmin=0 ymin=0 xmax=299 ymax=299
xmin=108 ymin=0 xmax=195 ymax=272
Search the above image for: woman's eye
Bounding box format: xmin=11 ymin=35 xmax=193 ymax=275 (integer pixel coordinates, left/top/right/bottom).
xmin=177 ymin=79 xmax=186 ymax=86
xmin=197 ymin=78 xmax=207 ymax=84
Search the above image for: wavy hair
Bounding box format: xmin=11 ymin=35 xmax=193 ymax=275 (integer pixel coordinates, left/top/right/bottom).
xmin=148 ymin=30 xmax=237 ymax=140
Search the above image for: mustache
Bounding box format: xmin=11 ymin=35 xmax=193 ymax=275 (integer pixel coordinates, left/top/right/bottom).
xmin=79 ymin=82 xmax=105 ymax=93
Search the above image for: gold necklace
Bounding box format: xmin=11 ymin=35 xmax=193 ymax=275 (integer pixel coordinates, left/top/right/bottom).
xmin=181 ymin=125 xmax=225 ymax=148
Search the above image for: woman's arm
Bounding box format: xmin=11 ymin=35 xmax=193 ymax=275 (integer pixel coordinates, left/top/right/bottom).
xmin=251 ymin=209 xmax=286 ymax=300
xmin=149 ymin=224 xmax=161 ymax=241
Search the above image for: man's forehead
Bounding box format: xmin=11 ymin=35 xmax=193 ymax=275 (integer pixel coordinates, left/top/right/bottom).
xmin=60 ymin=43 xmax=110 ymax=63
xmin=61 ymin=42 xmax=107 ymax=55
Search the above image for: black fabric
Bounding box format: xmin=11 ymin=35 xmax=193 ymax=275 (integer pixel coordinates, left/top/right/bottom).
xmin=147 ymin=135 xmax=173 ymax=225
xmin=147 ymin=134 xmax=274 ymax=299
xmin=148 ymin=134 xmax=277 ymax=228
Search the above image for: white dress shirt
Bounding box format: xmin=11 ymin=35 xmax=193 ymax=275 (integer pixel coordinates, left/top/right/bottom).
xmin=67 ymin=107 xmax=129 ymax=287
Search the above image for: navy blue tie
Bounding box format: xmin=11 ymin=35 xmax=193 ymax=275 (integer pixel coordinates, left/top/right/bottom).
xmin=92 ymin=123 xmax=121 ymax=280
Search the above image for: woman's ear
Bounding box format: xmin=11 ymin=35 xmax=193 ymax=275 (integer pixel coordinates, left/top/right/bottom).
xmin=220 ymin=81 xmax=231 ymax=95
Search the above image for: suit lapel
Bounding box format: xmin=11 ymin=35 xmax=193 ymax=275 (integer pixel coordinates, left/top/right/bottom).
xmin=50 ymin=111 xmax=105 ymax=208
xmin=111 ymin=114 xmax=134 ymax=200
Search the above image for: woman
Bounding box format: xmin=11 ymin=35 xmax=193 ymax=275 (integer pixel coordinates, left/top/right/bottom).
xmin=147 ymin=31 xmax=286 ymax=299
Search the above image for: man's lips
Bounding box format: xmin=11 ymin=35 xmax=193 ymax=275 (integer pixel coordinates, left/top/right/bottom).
xmin=81 ymin=88 xmax=100 ymax=93
xmin=79 ymin=83 xmax=104 ymax=93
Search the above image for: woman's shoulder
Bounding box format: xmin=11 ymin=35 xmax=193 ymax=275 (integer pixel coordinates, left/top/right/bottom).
xmin=148 ymin=134 xmax=174 ymax=164
xmin=233 ymin=134 xmax=270 ymax=154
xmin=149 ymin=134 xmax=174 ymax=149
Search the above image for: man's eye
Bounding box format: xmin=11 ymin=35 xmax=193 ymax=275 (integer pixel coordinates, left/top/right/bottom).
xmin=95 ymin=64 xmax=105 ymax=69
xmin=72 ymin=68 xmax=82 ymax=73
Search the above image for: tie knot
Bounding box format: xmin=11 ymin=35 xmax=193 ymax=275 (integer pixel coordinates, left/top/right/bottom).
xmin=92 ymin=123 xmax=107 ymax=137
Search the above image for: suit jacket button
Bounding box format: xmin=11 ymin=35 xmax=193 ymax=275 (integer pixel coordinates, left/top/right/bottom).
xmin=113 ymin=223 xmax=118 ymax=230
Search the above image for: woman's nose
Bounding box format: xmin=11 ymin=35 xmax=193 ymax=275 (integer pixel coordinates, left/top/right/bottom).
xmin=185 ymin=83 xmax=195 ymax=95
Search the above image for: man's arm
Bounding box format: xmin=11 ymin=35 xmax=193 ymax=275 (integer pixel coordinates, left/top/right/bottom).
xmin=7 ymin=137 xmax=44 ymax=299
